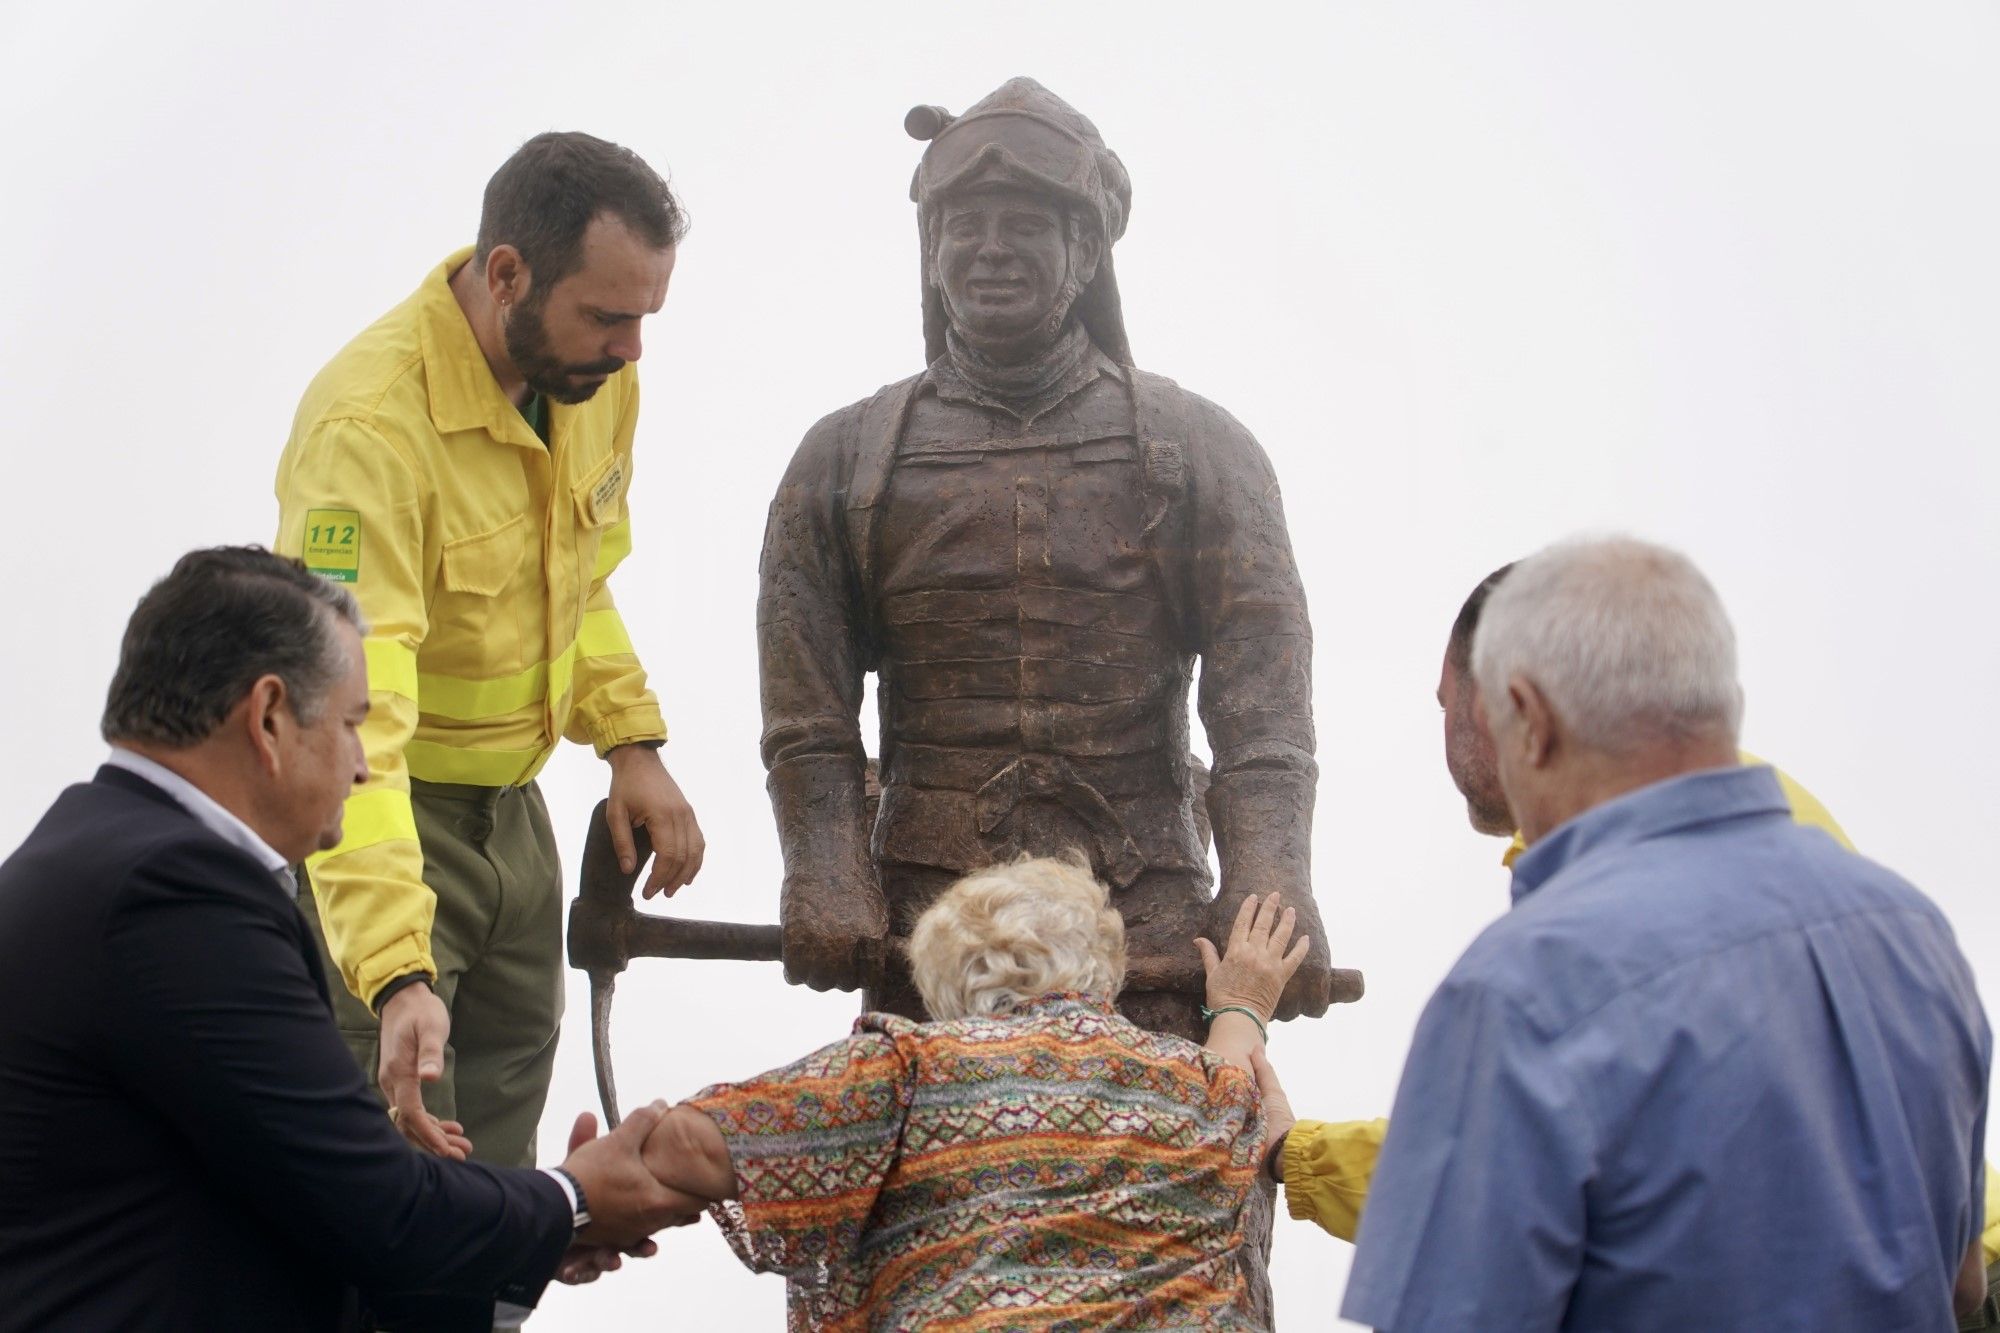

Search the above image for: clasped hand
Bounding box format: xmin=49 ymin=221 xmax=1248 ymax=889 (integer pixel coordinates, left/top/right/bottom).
xmin=552 ymin=1103 xmax=707 ymax=1284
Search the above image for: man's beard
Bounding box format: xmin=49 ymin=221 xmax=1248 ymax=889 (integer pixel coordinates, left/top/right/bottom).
xmin=504 ymin=298 xmax=624 ymax=405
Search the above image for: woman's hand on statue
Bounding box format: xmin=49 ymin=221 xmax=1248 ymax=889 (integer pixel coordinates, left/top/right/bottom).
xmin=1195 ymin=891 xmax=1310 ymax=1024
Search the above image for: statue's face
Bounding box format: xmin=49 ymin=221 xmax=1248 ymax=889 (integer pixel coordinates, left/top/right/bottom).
xmin=933 ymin=188 xmax=1096 ymax=351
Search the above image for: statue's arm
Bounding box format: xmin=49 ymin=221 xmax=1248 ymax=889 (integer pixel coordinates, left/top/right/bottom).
xmin=757 ymin=412 xmax=887 ymax=993
xmin=1186 ymin=399 xmax=1330 ymax=1019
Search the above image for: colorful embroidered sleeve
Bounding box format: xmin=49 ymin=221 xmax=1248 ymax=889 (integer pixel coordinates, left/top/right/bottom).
xmin=685 ymin=1023 xmax=916 ymax=1281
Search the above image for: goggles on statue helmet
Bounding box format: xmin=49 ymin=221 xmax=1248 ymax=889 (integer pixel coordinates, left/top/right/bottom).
xmin=907 ymin=83 xmax=1130 ymax=246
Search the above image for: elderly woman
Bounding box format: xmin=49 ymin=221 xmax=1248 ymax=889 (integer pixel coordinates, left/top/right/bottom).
xmin=621 ymin=855 xmax=1306 ymax=1330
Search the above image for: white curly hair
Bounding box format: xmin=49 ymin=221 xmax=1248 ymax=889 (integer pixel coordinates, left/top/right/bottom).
xmin=909 ymin=853 xmax=1127 ymax=1020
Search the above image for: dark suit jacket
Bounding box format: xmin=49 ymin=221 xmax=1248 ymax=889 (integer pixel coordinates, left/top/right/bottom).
xmin=0 ymin=767 xmax=574 ymax=1331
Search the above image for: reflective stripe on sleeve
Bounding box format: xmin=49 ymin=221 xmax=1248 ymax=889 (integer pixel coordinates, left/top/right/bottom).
xmin=593 ymin=517 xmax=633 ymax=582
xmin=362 ymin=638 xmax=419 ymax=703
xmin=577 ymin=608 xmax=635 ymax=658
xmin=307 ymin=786 xmax=419 ymax=865
xmin=549 ymin=640 xmax=577 ymax=711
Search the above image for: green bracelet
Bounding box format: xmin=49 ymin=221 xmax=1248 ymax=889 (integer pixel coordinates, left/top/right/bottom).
xmin=1201 ymin=1004 xmax=1269 ymax=1041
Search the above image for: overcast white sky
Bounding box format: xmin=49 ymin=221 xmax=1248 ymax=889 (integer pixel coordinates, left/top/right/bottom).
xmin=3 ymin=0 xmax=1997 ymax=1326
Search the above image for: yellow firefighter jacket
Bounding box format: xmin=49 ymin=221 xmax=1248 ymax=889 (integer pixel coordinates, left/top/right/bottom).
xmin=275 ymin=248 xmax=664 ymax=1006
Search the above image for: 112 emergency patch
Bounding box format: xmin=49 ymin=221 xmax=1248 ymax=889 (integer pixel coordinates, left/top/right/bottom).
xmin=303 ymin=509 xmax=361 ymax=583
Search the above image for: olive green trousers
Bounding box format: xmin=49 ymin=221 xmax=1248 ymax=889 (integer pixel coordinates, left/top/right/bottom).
xmin=303 ymin=779 xmax=565 ymax=1170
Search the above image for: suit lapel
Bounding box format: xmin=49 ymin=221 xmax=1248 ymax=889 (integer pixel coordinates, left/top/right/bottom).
xmin=97 ymin=765 xmax=336 ymax=1009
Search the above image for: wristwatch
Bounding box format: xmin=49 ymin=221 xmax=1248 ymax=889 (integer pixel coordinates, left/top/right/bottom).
xmin=551 ymin=1165 xmax=592 ymax=1231
xmin=1263 ymin=1134 xmax=1288 ymax=1184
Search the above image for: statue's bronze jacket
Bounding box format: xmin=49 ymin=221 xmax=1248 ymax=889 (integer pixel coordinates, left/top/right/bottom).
xmin=757 ymin=341 xmax=1316 ymax=948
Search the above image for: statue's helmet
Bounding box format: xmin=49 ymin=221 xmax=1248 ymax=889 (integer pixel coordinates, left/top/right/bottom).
xmin=907 ymin=77 xmax=1134 ymax=365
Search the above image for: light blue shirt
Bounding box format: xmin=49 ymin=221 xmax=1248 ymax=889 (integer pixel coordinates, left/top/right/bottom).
xmin=1344 ymin=765 xmax=1989 ymax=1331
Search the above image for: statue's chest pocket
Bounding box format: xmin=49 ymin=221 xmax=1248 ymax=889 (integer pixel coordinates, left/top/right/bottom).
xmin=434 ymin=514 xmax=530 ymax=659
xmin=1045 ymin=439 xmax=1147 ymax=538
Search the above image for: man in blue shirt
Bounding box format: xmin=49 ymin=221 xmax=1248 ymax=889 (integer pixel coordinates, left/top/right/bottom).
xmin=1341 ymin=536 xmax=1990 ymax=1330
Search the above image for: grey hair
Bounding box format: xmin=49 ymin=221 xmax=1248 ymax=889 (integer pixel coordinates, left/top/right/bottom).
xmin=909 ymin=854 xmax=1127 ymax=1021
xmin=1470 ymin=536 xmax=1743 ymax=753
xmin=103 ymin=546 xmax=366 ymax=747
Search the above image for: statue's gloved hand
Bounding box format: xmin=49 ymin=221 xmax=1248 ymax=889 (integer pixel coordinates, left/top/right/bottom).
xmin=1274 ymin=897 xmax=1333 ymax=1021
xmin=766 ymin=754 xmax=885 ymax=992
xmin=1206 ymin=889 xmax=1332 ymax=1021
xmin=780 ymin=867 xmax=889 ymax=993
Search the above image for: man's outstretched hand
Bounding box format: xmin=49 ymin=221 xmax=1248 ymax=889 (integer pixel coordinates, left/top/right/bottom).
xmin=555 ymin=1238 xmax=658 ymax=1286
xmin=378 ymin=981 xmax=468 ymax=1159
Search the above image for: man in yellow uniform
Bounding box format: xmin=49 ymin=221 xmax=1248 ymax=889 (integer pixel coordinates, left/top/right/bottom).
xmin=1245 ymin=562 xmax=1999 ymax=1323
xmin=275 ymin=132 xmax=704 ymax=1177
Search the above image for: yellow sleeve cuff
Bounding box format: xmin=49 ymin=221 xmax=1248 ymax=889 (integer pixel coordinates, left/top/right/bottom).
xmin=1282 ymin=1117 xmax=1385 ymax=1243
xmin=587 ymin=703 xmax=668 ymax=757
xmin=354 ymin=933 xmax=438 ymax=1012
xmin=1284 ymin=1119 xmax=1329 ymax=1224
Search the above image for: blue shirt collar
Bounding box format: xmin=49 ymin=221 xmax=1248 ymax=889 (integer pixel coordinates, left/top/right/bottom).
xmin=1509 ymin=763 xmax=1790 ymax=905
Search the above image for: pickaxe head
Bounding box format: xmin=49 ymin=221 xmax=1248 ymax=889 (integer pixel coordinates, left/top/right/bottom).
xmin=568 ymin=802 xmax=786 ymax=1126
xmin=567 ymin=801 xmax=646 ymax=1125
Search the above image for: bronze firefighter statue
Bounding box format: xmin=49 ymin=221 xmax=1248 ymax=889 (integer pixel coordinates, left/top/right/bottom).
xmin=758 ymin=77 xmax=1338 ymax=1040
xmin=568 ymin=78 xmax=1361 ymax=1326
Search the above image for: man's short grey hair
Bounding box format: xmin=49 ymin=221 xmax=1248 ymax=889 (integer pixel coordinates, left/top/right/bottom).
xmin=909 ymin=854 xmax=1127 ymax=1021
xmin=103 ymin=546 xmax=366 ymax=748
xmin=1471 ymin=536 xmax=1743 ymax=752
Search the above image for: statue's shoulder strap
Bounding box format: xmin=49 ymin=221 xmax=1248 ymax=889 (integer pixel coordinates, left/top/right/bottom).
xmin=1129 ymin=369 xmax=1197 ymax=644
xmin=841 ymin=373 xmax=923 ymax=617
xmin=1130 ymin=367 xmax=1192 ymax=510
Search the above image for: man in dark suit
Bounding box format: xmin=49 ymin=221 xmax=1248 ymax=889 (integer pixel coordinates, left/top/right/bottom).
xmin=0 ymin=546 xmax=695 ymax=1331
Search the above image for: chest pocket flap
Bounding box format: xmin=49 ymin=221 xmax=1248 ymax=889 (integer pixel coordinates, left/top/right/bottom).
xmin=441 ymin=514 xmax=528 ymax=597
xmin=573 ymin=454 xmax=626 ymax=530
